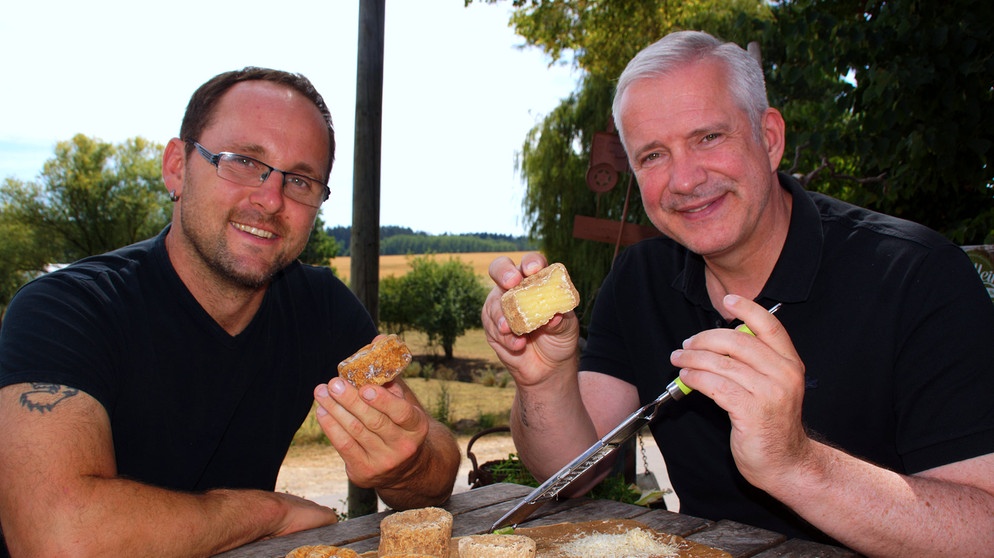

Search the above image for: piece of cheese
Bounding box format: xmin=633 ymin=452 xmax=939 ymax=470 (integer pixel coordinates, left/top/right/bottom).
xmin=337 ymin=334 xmax=412 ymax=388
xmin=500 ymin=263 xmax=580 ymax=335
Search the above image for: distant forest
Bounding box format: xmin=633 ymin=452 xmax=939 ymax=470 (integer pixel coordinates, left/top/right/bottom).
xmin=327 ymin=226 xmax=538 ymax=256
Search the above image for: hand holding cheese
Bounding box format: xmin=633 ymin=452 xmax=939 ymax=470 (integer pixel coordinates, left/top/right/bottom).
xmin=500 ymin=263 xmax=580 ymax=335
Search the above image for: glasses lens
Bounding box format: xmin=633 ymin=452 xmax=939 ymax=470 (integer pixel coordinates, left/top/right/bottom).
xmin=282 ymin=174 xmax=326 ymax=207
xmin=216 ymin=153 xmax=267 ymax=186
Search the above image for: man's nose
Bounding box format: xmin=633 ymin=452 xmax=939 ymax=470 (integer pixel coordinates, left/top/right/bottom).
xmin=250 ymin=171 xmax=287 ymax=212
xmin=668 ymin=152 xmax=706 ymax=195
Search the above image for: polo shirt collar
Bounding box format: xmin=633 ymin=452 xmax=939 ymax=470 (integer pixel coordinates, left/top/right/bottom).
xmin=676 ymin=172 xmax=823 ymax=309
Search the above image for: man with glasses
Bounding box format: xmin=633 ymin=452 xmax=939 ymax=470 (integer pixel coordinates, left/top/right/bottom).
xmin=0 ymin=67 xmax=460 ymax=556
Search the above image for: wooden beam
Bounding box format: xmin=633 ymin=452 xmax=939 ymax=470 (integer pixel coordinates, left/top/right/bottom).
xmin=572 ymin=215 xmax=661 ymax=246
xmin=348 ymin=0 xmax=385 ymax=519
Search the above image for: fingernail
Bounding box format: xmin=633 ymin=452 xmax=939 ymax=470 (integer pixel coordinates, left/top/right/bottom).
xmin=361 ymin=387 xmax=376 ymax=401
xmin=329 ymin=378 xmax=346 ymax=395
xmin=316 ymin=384 xmax=329 ymax=398
xmin=523 ymin=261 xmax=541 ymax=274
xmin=315 ymin=405 xmax=328 ymax=417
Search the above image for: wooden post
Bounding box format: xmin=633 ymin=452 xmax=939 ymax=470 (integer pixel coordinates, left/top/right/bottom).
xmin=348 ymin=0 xmax=385 ymax=518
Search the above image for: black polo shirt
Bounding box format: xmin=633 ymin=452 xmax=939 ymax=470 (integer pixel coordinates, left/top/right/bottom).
xmin=581 ymin=173 xmax=994 ymax=542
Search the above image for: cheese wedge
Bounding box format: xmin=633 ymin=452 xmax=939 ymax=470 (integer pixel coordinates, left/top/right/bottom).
xmin=500 ymin=263 xmax=580 ymax=335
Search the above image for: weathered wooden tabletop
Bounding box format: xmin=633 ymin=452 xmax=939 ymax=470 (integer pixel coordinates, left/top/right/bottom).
xmin=215 ymin=482 xmax=859 ymax=557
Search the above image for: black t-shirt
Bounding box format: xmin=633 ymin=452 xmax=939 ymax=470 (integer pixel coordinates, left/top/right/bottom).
xmin=0 ymin=228 xmax=377 ymax=492
xmin=581 ymin=173 xmax=994 ymax=542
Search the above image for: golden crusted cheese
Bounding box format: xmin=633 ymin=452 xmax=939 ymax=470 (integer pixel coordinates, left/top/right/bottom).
xmin=337 ymin=334 xmax=412 ymax=388
xmin=500 ymin=263 xmax=580 ymax=335
xmin=378 ymin=506 xmax=453 ymax=557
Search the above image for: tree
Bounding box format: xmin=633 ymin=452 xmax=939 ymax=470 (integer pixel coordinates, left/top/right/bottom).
xmin=0 ymin=212 xmax=55 ymax=322
xmin=0 ymin=134 xmax=171 ymax=318
xmin=764 ymin=0 xmax=994 ymax=244
xmin=379 ymin=255 xmax=489 ymax=359
xmin=299 ymin=215 xmax=342 ymax=266
xmin=2 ymin=134 xmax=171 ymax=263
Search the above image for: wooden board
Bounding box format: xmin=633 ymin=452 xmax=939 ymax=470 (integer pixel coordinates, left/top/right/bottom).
xmin=346 ymin=518 xmax=731 ymax=557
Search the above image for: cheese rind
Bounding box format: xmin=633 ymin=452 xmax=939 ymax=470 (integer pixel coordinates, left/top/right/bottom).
xmin=458 ymin=533 xmax=537 ymax=557
xmin=500 ymin=263 xmax=580 ymax=335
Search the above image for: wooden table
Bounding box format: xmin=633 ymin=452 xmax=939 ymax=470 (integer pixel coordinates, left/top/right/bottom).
xmin=216 ymin=482 xmax=859 ymax=557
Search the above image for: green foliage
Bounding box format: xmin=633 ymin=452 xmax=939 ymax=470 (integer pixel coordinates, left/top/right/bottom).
xmin=298 ymin=215 xmax=342 ymax=265
xmin=0 ymin=209 xmax=54 ymax=320
xmin=379 ymin=255 xmax=489 ymax=358
xmin=764 ymin=0 xmax=994 ymax=244
xmin=429 ymin=380 xmax=454 ymax=427
xmin=22 ymin=134 xmax=169 ymax=260
xmin=487 ymin=0 xmax=772 ymax=81
xmin=482 ymin=452 xmax=643 ymax=505
xmin=0 ymin=134 xmax=170 ymax=316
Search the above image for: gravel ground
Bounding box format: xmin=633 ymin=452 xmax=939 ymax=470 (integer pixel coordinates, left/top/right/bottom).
xmin=276 ymin=432 xmax=679 ymax=513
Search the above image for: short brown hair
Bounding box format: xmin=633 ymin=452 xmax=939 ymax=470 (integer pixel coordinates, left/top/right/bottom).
xmin=179 ymin=67 xmax=336 ymax=180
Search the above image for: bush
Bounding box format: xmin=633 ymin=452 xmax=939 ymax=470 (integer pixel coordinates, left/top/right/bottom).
xmin=380 ymin=255 xmax=489 ymax=359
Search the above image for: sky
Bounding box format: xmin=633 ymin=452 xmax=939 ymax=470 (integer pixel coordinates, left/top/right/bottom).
xmin=0 ymin=1 xmax=579 ymax=237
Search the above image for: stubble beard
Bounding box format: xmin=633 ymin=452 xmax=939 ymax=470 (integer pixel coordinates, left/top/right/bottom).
xmin=192 ymin=230 xmax=290 ymax=290
xmin=179 ymin=204 xmax=295 ymax=291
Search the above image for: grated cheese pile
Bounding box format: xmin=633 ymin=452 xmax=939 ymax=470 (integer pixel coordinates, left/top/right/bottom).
xmin=558 ymin=527 xmax=679 ymax=558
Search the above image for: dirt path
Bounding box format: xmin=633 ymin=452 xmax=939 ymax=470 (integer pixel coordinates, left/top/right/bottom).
xmin=276 ymin=432 xmax=678 ymax=513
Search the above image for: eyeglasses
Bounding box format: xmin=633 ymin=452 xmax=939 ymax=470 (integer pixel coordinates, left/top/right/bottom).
xmin=187 ymin=141 xmax=330 ymax=208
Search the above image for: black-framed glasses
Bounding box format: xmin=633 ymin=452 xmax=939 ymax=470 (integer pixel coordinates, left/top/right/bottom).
xmin=187 ymin=141 xmax=330 ymax=208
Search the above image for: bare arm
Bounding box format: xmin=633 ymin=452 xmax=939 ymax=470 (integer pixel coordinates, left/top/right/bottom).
xmin=770 ymin=444 xmax=994 ymax=557
xmin=315 ymin=376 xmax=460 ymax=510
xmin=674 ymin=294 xmax=994 ymax=556
xmin=0 ymin=383 xmax=338 ymax=558
xmin=482 ymin=254 xmax=640 ymax=491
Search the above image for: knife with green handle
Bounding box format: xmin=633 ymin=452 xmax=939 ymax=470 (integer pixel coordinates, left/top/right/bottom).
xmin=490 ymin=303 xmax=781 ymax=531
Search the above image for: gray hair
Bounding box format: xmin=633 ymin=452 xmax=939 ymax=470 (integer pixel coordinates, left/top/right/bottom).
xmin=612 ymin=31 xmax=769 ymax=147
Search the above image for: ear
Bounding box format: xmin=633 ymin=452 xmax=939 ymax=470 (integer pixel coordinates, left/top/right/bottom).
xmin=162 ymin=138 xmax=187 ymax=197
xmin=761 ymin=108 xmax=786 ymax=172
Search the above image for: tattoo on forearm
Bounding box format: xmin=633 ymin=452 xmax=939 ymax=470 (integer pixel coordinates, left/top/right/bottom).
xmin=19 ymin=383 xmax=79 ymax=413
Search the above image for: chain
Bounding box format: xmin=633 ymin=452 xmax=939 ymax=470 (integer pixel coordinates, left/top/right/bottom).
xmin=639 ymin=427 xmax=651 ymax=474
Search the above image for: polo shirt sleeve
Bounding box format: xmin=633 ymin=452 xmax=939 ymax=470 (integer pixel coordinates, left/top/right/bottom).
xmin=894 ymin=244 xmax=994 ymax=473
